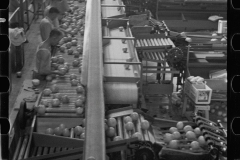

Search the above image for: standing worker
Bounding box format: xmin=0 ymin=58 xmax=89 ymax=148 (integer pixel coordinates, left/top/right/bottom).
xmin=33 ymin=28 xmax=65 ymax=80
xmin=44 ymin=0 xmax=71 ymax=27
xmin=39 ymin=7 xmax=60 ymax=42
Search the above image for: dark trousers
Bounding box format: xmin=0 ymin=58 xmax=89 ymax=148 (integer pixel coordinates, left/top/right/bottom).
xmin=10 ymin=44 xmax=24 ymax=73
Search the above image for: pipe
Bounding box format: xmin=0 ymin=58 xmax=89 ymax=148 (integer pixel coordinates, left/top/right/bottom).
xmin=83 ymin=0 xmax=106 ymax=159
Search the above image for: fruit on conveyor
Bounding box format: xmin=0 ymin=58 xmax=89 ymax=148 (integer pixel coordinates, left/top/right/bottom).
xmin=141 ymin=120 xmax=150 ymax=130
xmin=123 ymin=116 xmax=132 ymax=123
xmin=169 ymin=140 xmax=179 ymax=149
xmin=63 ymin=128 xmax=70 ymax=137
xmin=76 ymin=107 xmax=84 ymax=115
xmin=210 ymin=109 xmax=215 ymax=113
xmin=50 ymin=84 xmax=59 ymax=93
xmin=172 ymin=131 xmax=181 ymax=140
xmin=169 ymin=127 xmax=178 ymax=134
xmin=80 ymin=133 xmax=85 ymax=139
xmin=130 ymin=112 xmax=139 ymax=122
xmin=45 ymin=128 xmax=54 ymax=135
xmin=43 ymin=88 xmax=52 ymax=96
xmin=183 ymin=125 xmax=193 ymax=133
xmin=37 ymin=105 xmax=46 ymax=115
xmin=68 ymin=49 xmax=73 ymax=55
xmin=132 ymin=132 xmax=142 ymax=141
xmin=125 ymin=122 xmax=134 ymax=131
xmin=74 ymin=51 xmax=80 ymax=58
xmin=107 ymin=117 xmax=117 ymax=127
xmin=186 ymin=131 xmax=196 ymax=140
xmin=54 ymin=127 xmax=62 ymax=136
xmin=107 ymin=127 xmax=115 ymax=137
xmin=75 ymin=99 xmax=84 ymax=107
xmin=72 ymin=60 xmax=80 ymax=67
xmin=32 ymin=79 xmax=40 ymax=86
xmin=223 ymin=117 xmax=227 ymax=122
xmin=82 ymin=118 xmax=85 ymax=127
xmin=74 ymin=126 xmax=83 ymax=136
xmin=198 ymin=136 xmax=206 ymax=146
xmin=62 ymin=95 xmax=70 ymax=103
xmin=70 ymin=74 xmax=77 ymax=80
xmin=58 ymin=57 xmax=65 ymax=64
xmin=53 ymin=93 xmax=62 ymax=101
xmin=60 ymin=46 xmax=65 ymax=52
xmin=52 ymin=98 xmax=60 ymax=107
xmin=46 ymin=75 xmax=52 ymax=81
xmin=113 ymin=136 xmax=123 ymax=141
xmin=76 ymin=85 xmax=84 ymax=94
xmin=41 ymin=99 xmax=49 ymax=107
xmin=78 ymin=95 xmax=86 ymax=102
xmin=194 ymin=127 xmax=201 ymax=137
xmin=218 ymin=111 xmax=223 ymax=116
xmin=176 ymin=121 xmax=184 ymax=130
xmin=51 ymin=57 xmax=58 ymax=63
xmin=191 ymin=141 xmax=200 ymax=150
xmin=71 ymin=79 xmax=79 ymax=86
xmin=105 ymin=123 xmax=108 ymax=131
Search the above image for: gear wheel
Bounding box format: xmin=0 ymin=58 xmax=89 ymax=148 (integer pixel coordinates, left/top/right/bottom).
xmin=165 ymin=47 xmax=184 ymax=66
xmin=134 ymin=146 xmax=155 ymax=160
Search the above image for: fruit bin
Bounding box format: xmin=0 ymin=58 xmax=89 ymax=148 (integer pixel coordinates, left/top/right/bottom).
xmin=155 ymin=121 xmax=226 ymax=160
xmin=184 ymin=79 xmax=212 ymax=104
xmin=209 ymin=101 xmax=227 ymax=128
xmin=11 ymin=114 xmax=86 ymax=160
xmin=105 ymin=107 xmax=159 ymax=160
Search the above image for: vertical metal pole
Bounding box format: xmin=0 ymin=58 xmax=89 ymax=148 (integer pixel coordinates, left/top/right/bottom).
xmin=26 ymin=0 xmax=30 ymax=30
xmin=19 ymin=0 xmax=24 ymax=29
xmin=84 ymin=0 xmax=106 ymax=160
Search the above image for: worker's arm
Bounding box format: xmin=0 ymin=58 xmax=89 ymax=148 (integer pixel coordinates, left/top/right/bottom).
xmin=40 ymin=22 xmax=52 ymax=41
xmin=37 ymin=50 xmax=64 ymax=76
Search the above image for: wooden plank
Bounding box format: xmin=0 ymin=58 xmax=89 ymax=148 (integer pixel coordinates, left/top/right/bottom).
xmin=154 ymin=38 xmax=160 ymax=46
xmin=139 ymin=115 xmax=149 ymax=141
xmin=123 ymin=117 xmax=130 ymax=139
xmin=157 ymin=38 xmax=163 ymax=46
xmin=160 ymin=39 xmax=167 ymax=46
xmin=143 ymin=39 xmax=149 ymax=46
xmin=150 ymin=39 xmax=156 ymax=46
xmin=146 ymin=39 xmax=152 ymax=46
xmin=136 ymin=40 xmax=141 ymax=47
xmin=139 ymin=39 xmax=145 ymax=47
xmin=108 ymin=109 xmax=133 ymax=118
xmin=36 ymin=147 xmax=43 ymax=156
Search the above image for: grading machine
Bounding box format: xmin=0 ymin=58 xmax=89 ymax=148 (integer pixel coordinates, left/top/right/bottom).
xmin=9 ymin=0 xmax=227 ymax=160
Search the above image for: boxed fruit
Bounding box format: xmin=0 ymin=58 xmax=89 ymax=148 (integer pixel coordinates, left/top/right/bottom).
xmin=184 ymin=79 xmax=212 ymax=104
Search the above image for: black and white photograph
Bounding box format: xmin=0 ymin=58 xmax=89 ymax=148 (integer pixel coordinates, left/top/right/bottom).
xmin=2 ymin=0 xmax=234 ymax=160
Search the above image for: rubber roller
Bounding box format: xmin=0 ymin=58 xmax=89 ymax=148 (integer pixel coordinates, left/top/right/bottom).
xmin=104 ymin=82 xmax=138 ymax=104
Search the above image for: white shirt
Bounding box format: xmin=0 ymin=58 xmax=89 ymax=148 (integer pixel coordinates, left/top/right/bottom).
xmin=39 ymin=16 xmax=54 ymax=41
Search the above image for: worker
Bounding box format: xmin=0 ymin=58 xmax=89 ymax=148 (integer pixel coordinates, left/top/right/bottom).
xmin=33 ymin=28 xmax=65 ymax=80
xmin=44 ymin=0 xmax=71 ymax=27
xmin=39 ymin=7 xmax=60 ymax=42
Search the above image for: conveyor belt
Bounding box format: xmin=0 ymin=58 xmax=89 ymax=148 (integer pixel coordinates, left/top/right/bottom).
xmin=141 ymin=51 xmax=167 ymax=62
xmin=135 ymin=38 xmax=174 ymax=48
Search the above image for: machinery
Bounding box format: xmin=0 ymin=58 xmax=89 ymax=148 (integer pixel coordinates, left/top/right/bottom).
xmin=8 ymin=0 xmax=227 ymax=160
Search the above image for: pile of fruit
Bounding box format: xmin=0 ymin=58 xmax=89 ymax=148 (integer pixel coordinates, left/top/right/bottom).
xmin=162 ymin=121 xmax=208 ymax=152
xmin=35 ymin=2 xmax=87 ymax=116
xmin=37 ymin=77 xmax=86 ymax=115
xmin=104 ymin=112 xmax=151 ymax=141
xmin=187 ymin=76 xmax=205 ymax=84
xmin=209 ymin=101 xmax=227 ymax=123
xmin=44 ymin=121 xmax=86 ymax=139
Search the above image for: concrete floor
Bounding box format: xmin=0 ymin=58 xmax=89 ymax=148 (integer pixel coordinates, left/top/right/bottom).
xmin=9 ymin=19 xmax=42 ymax=113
